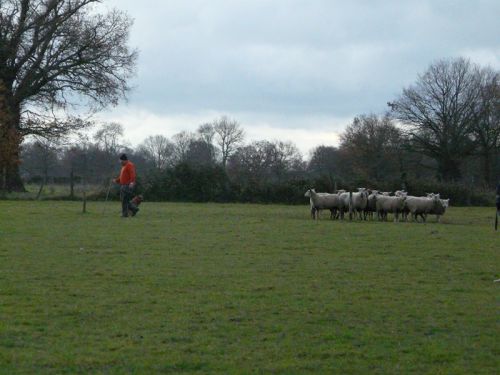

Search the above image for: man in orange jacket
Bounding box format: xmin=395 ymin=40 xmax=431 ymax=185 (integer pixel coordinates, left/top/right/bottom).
xmin=114 ymin=153 xmax=139 ymax=217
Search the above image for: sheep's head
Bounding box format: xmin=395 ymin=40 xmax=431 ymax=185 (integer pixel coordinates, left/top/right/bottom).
xmin=426 ymin=192 xmax=440 ymax=199
xmin=304 ymin=188 xmax=316 ymax=197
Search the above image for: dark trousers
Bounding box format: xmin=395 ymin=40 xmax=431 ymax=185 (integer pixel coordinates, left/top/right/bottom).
xmin=120 ymin=185 xmax=136 ymax=217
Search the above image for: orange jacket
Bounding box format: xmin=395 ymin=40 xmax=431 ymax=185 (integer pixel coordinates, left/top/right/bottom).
xmin=115 ymin=161 xmax=136 ymax=185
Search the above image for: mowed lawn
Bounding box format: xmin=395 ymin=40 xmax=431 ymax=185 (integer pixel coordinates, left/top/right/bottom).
xmin=0 ymin=201 xmax=498 ymax=374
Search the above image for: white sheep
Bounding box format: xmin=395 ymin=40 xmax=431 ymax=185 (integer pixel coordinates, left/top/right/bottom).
xmin=364 ymin=190 xmax=380 ymax=220
xmin=349 ymin=188 xmax=369 ymax=220
xmin=403 ymin=195 xmax=440 ymax=222
xmin=337 ymin=191 xmax=351 ymax=220
xmin=304 ymin=189 xmax=329 ymax=219
xmin=428 ymin=198 xmax=449 ymax=222
xmin=375 ymin=195 xmax=407 ymax=222
xmin=305 ymin=189 xmax=342 ymax=220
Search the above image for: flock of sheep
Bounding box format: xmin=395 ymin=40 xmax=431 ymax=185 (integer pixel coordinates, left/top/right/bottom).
xmin=305 ymin=188 xmax=449 ymax=223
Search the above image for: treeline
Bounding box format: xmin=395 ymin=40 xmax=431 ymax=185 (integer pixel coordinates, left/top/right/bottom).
xmin=18 ymin=58 xmax=499 ymax=205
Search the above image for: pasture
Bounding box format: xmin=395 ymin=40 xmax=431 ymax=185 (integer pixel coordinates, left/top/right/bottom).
xmin=0 ymin=201 xmax=498 ymax=374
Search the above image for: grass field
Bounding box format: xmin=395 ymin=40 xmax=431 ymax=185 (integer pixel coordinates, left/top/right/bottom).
xmin=0 ymin=201 xmax=498 ymax=374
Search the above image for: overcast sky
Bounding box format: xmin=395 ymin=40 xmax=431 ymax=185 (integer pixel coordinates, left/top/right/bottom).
xmin=97 ymin=0 xmax=500 ymax=156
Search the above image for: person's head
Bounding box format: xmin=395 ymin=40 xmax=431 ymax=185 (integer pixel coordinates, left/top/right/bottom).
xmin=119 ymin=153 xmax=128 ymax=166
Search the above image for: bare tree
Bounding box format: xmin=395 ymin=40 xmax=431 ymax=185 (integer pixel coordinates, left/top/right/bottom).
xmin=267 ymin=140 xmax=304 ymax=183
xmin=139 ymin=134 xmax=175 ymax=170
xmin=171 ymin=131 xmax=195 ymax=164
xmin=227 ymin=140 xmax=303 ymax=187
xmin=195 ymin=123 xmax=219 ymax=162
xmin=60 ymin=144 xmax=81 ymax=199
xmin=308 ymin=145 xmax=342 ymax=191
xmin=21 ymin=137 xmax=59 ymax=199
xmin=197 ymin=123 xmax=215 ymax=145
xmin=184 ymin=139 xmax=217 ymax=167
xmin=0 ymin=0 xmax=137 ymax=191
xmin=93 ymin=122 xmax=125 ymax=178
xmin=388 ymin=58 xmax=483 ymax=181
xmin=212 ymin=116 xmax=245 ymax=168
xmin=340 ymin=114 xmax=405 ymax=183
xmin=471 ymin=68 xmax=500 ymax=186
xmin=227 ymin=142 xmax=270 ymax=187
xmin=93 ymin=122 xmax=125 ymax=156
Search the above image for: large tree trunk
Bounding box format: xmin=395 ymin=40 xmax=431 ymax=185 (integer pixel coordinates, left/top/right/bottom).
xmin=0 ymin=87 xmax=25 ymax=192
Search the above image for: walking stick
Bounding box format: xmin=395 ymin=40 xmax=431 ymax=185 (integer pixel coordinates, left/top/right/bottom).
xmin=102 ymin=179 xmax=114 ymax=215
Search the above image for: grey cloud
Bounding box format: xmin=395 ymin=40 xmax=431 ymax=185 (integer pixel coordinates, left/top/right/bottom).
xmin=108 ymin=0 xmax=500 ymax=123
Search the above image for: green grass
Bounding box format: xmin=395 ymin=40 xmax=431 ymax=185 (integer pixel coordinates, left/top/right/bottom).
xmin=0 ymin=201 xmax=498 ymax=374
